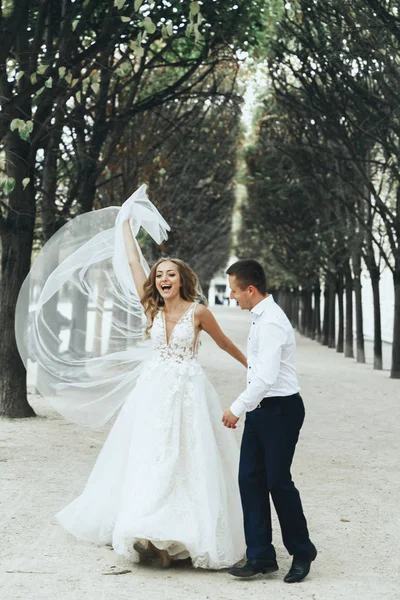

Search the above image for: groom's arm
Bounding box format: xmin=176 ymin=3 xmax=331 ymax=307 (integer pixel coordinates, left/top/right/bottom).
xmin=230 ymin=322 xmax=286 ymax=418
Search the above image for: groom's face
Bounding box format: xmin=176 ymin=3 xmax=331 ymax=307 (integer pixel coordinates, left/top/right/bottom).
xmin=228 ymin=275 xmax=253 ymax=310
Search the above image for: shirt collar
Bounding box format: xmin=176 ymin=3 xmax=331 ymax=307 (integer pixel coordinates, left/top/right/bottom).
xmin=250 ymin=295 xmax=274 ymax=316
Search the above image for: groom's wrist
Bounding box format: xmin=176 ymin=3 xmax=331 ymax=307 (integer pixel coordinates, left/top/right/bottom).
xmin=230 ymin=400 xmax=245 ymax=418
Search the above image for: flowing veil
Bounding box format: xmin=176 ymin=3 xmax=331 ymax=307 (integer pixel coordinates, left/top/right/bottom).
xmin=15 ymin=185 xmax=170 ymax=428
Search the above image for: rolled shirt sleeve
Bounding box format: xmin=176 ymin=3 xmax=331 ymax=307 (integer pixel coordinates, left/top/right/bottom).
xmin=230 ymin=322 xmax=287 ymax=418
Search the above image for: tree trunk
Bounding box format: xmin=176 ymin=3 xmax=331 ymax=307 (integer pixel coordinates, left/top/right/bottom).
xmin=391 ymin=260 xmax=400 ymax=378
xmin=322 ymin=284 xmax=329 ymax=346
xmin=364 ymin=247 xmax=382 ymax=370
xmin=336 ymin=273 xmax=344 ymax=353
xmin=313 ymin=281 xmax=321 ymax=342
xmin=202 ymin=282 xmax=210 ymax=305
xmin=352 ymin=252 xmax=365 ymax=363
xmin=277 ymin=289 xmax=285 ymax=312
xmin=283 ymin=290 xmax=290 ymax=321
xmin=0 ymin=133 xmax=36 ymax=418
xmin=328 ymin=277 xmax=336 ymax=349
xmin=292 ymin=288 xmax=299 ymax=329
xmin=289 ymin=289 xmax=294 ymax=328
xmin=93 ymin=277 xmax=105 ymax=357
xmin=42 ymin=118 xmax=64 ymax=241
xmin=68 ymin=290 xmax=89 ymax=356
xmin=286 ymin=289 xmax=292 ymax=319
xmin=390 ymin=191 xmax=400 ymax=377
xmin=343 ymin=259 xmax=354 ymax=358
xmin=286 ymin=289 xmax=294 ymax=324
xmin=299 ymin=289 xmax=306 ymax=335
xmin=370 ymin=269 xmax=383 ymax=370
xmin=305 ymin=289 xmax=313 ymax=338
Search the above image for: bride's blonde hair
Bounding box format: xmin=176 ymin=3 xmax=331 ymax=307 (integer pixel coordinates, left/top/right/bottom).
xmin=142 ymin=257 xmax=204 ymax=335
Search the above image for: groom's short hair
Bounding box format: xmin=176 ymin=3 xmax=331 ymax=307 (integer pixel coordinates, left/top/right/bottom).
xmin=226 ymin=259 xmax=267 ymax=295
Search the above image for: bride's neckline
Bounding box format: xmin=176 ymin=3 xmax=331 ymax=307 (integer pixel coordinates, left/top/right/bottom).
xmin=162 ymin=304 xmax=194 ymax=347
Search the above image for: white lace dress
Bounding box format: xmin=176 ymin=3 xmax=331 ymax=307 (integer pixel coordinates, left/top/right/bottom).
xmin=56 ymin=303 xmax=246 ymax=569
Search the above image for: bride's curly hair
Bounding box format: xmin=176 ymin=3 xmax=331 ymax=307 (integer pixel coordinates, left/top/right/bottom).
xmin=142 ymin=257 xmax=206 ymax=336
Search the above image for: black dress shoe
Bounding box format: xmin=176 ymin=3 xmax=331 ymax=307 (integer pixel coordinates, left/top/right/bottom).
xmin=284 ymin=545 xmax=317 ymax=583
xmin=228 ymin=558 xmax=279 ymax=578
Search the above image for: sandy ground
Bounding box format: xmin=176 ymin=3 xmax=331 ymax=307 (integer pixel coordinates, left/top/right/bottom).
xmin=1 ymin=306 xmax=399 ymax=600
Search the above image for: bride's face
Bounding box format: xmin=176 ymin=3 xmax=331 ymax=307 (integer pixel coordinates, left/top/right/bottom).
xmin=155 ymin=261 xmax=182 ymax=300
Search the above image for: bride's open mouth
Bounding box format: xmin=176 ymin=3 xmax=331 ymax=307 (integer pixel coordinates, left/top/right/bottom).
xmin=161 ymin=284 xmax=172 ymax=293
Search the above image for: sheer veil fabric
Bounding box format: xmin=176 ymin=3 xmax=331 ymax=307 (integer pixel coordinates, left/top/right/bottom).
xmin=15 ymin=184 xmax=246 ymax=568
xmin=15 ymin=185 xmax=170 ymax=427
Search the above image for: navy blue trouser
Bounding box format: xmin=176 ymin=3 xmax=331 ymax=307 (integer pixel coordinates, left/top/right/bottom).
xmin=239 ymin=393 xmax=314 ymax=560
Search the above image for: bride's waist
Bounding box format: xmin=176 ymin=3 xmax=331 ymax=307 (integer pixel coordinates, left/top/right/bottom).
xmin=147 ymin=355 xmax=201 ymax=369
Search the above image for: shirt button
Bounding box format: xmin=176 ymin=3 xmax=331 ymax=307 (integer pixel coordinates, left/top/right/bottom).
xmin=249 ymin=366 xmax=251 ymax=369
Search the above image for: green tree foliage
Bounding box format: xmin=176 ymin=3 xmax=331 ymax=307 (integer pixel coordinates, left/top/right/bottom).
xmin=240 ymin=0 xmax=400 ymax=373
xmin=98 ymin=66 xmax=242 ymax=294
xmin=0 ymin=0 xmax=273 ymax=417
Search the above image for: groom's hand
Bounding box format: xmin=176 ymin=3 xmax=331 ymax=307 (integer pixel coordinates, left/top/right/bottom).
xmin=222 ymin=409 xmax=239 ymax=429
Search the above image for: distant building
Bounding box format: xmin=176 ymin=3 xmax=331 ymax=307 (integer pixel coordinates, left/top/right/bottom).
xmin=208 ymin=256 xmax=238 ymax=307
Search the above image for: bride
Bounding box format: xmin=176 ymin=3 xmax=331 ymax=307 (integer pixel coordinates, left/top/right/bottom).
xmin=16 ymin=185 xmax=247 ymax=569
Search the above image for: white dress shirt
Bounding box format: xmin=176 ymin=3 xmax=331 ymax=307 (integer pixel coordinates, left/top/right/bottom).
xmin=230 ymin=295 xmax=300 ymax=418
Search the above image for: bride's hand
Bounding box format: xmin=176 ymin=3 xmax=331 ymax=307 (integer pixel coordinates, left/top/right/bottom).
xmin=119 ymin=200 xmax=137 ymax=223
xmin=222 ymin=408 xmax=239 ymax=429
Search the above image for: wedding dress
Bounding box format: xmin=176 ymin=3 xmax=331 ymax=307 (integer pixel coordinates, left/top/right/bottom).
xmin=15 ymin=185 xmax=245 ymax=569
xmin=56 ymin=302 xmax=245 ymax=568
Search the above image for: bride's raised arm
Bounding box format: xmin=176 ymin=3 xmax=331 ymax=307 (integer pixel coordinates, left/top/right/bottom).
xmin=123 ymin=220 xmax=147 ymax=303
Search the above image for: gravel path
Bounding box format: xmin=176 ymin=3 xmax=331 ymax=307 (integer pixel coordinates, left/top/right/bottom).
xmin=1 ymin=306 xmax=399 ymax=600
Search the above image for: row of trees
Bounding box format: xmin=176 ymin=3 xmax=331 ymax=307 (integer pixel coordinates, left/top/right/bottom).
xmin=98 ymin=74 xmax=243 ymax=298
xmin=0 ymin=0 xmax=280 ymax=417
xmin=239 ymin=0 xmax=400 ymax=377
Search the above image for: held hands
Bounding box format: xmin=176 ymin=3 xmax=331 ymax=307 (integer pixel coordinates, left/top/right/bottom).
xmin=222 ymin=409 xmax=239 ymax=429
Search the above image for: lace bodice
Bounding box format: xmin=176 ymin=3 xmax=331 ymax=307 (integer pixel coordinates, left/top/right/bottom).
xmin=151 ymin=303 xmax=200 ymax=363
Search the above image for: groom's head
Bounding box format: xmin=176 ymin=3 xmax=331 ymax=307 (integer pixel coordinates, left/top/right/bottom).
xmin=226 ymin=259 xmax=268 ymax=310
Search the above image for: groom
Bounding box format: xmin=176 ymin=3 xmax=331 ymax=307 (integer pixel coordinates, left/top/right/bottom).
xmin=222 ymin=259 xmax=317 ymax=583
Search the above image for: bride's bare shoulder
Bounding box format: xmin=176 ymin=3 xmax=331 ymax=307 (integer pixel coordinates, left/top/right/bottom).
xmin=194 ymin=304 xmax=213 ymax=324
xmin=195 ymin=303 xmax=209 ymax=315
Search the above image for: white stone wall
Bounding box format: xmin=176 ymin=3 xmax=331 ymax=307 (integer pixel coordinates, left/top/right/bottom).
xmin=359 ymin=265 xmax=394 ymax=343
